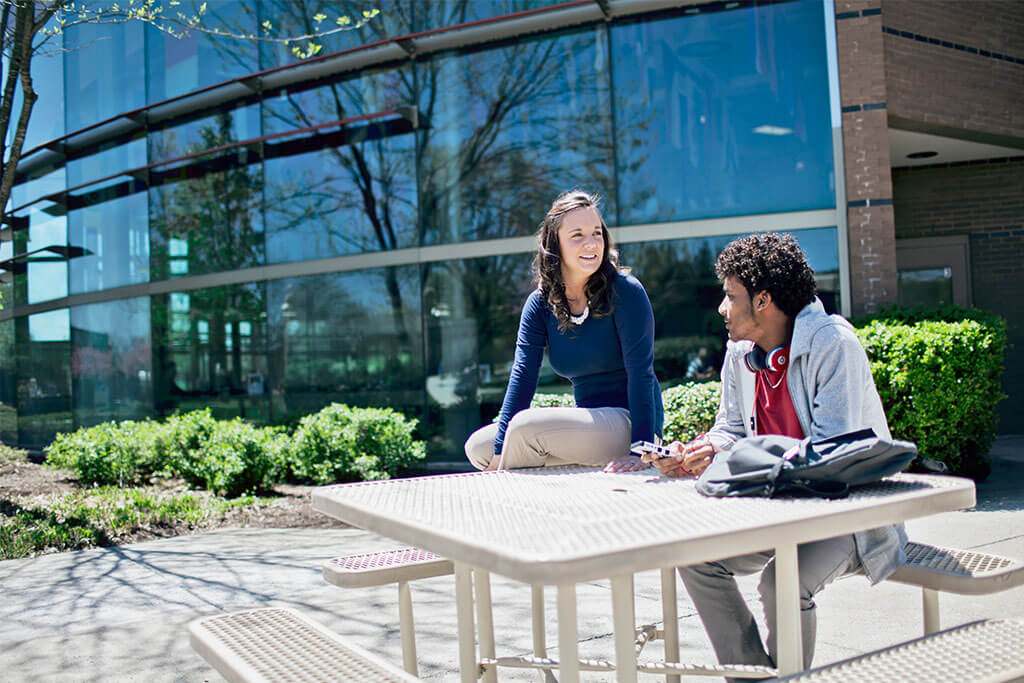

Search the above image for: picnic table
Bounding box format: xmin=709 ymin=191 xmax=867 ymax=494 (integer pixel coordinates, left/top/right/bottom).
xmin=312 ymin=465 xmax=975 ymax=681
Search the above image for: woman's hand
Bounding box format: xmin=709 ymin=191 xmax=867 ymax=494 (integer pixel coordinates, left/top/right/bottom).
xmin=602 ymin=454 xmax=649 ymax=473
xmin=485 ymin=455 xmax=503 ymax=471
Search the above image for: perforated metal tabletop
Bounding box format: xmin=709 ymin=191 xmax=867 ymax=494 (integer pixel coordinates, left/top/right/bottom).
xmin=312 ymin=466 xmax=975 ymax=585
xmin=311 ymin=466 xmax=975 ymax=681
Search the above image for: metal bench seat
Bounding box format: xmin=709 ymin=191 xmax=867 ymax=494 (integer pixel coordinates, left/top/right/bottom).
xmin=772 ymin=617 xmax=1024 ymax=681
xmin=323 ymin=548 xmax=454 ymax=676
xmin=888 ymin=542 xmax=1024 ymax=634
xmin=189 ymin=607 xmax=419 ymax=682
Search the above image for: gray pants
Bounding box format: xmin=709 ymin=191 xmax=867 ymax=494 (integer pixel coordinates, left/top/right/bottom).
xmin=464 ymin=406 xmax=631 ymax=469
xmin=679 ymin=534 xmax=861 ymax=677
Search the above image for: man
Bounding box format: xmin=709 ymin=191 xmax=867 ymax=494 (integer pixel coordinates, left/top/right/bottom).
xmin=644 ymin=232 xmax=905 ymax=675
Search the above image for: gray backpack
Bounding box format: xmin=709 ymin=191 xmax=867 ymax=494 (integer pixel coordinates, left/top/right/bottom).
xmin=695 ymin=428 xmax=919 ymax=499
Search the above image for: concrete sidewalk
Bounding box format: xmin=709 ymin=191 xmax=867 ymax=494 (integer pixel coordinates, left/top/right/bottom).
xmin=3 ymin=436 xmax=1024 ymax=682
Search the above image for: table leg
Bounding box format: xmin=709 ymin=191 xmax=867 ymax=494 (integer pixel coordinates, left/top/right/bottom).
xmin=531 ymin=585 xmax=555 ymax=683
xmin=660 ymin=568 xmax=680 ymax=683
xmin=611 ymin=574 xmax=638 ymax=683
xmin=455 ymin=562 xmax=477 ymax=683
xmin=557 ymin=583 xmax=579 ymax=681
xmin=397 ymin=580 xmax=418 ymax=676
xmin=475 ymin=569 xmax=497 ymax=683
xmin=775 ymin=542 xmax=803 ymax=676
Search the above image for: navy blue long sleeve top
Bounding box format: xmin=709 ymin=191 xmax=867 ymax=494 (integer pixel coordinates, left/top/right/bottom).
xmin=493 ymin=272 xmax=664 ymax=455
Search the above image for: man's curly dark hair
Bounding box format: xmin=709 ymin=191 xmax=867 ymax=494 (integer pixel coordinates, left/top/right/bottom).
xmin=715 ymin=233 xmax=817 ymax=318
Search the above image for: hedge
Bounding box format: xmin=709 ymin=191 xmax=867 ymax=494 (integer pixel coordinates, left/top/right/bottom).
xmin=662 ymin=381 xmax=721 ymax=444
xmin=47 ymin=420 xmax=163 ymax=488
xmin=45 ymin=405 xmax=426 ymax=497
xmin=288 ymin=404 xmax=426 ymax=484
xmin=856 ymin=315 xmax=1006 ymax=479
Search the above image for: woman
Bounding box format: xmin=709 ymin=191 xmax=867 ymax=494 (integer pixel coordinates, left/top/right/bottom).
xmin=464 ymin=190 xmax=663 ymax=472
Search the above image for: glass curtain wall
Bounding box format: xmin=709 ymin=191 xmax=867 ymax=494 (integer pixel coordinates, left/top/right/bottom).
xmin=1 ymin=0 xmax=840 ymax=463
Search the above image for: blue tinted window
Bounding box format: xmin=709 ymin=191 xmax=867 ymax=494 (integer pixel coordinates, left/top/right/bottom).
xmin=612 ymin=1 xmax=834 ymax=225
xmin=69 ymin=192 xmax=150 ymax=293
xmin=71 ymin=298 xmax=153 ymax=427
xmin=258 ymin=0 xmax=408 ymax=69
xmin=64 ymin=22 xmax=145 ymax=131
xmin=420 ymin=26 xmax=615 ymax=245
xmin=146 ymin=1 xmax=258 ymax=102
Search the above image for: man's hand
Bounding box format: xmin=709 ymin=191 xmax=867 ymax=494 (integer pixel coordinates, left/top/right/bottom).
xmin=603 ymin=454 xmax=649 ymax=473
xmin=640 ymin=440 xmax=689 ymax=478
xmin=681 ymin=435 xmax=715 ymax=477
xmin=485 ymin=455 xmax=503 ymax=471
xmin=640 ymin=436 xmax=716 ymax=478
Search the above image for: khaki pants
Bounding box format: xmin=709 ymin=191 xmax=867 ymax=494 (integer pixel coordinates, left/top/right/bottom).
xmin=464 ymin=406 xmax=632 ymax=470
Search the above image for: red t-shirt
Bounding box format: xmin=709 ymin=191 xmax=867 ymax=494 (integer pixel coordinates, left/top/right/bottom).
xmin=753 ymin=347 xmax=805 ymax=439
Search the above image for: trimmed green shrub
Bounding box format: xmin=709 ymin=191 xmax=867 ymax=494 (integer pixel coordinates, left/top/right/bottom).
xmin=289 ymin=403 xmax=426 ymax=484
xmin=172 ymin=419 xmax=288 ymax=498
xmin=46 ymin=420 xmax=162 ymax=487
xmin=856 ymin=316 xmax=1007 ymax=479
xmin=662 ymin=381 xmax=721 ymax=444
xmin=154 ymin=409 xmax=219 ymax=476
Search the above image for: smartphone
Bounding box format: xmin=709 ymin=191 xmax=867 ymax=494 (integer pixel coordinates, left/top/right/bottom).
xmin=630 ymin=440 xmax=675 ymax=460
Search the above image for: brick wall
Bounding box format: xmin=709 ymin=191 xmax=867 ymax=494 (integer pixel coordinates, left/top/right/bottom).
xmin=836 ymin=0 xmax=898 ymax=314
xmin=882 ymin=0 xmax=1024 ymax=141
xmin=893 ymin=159 xmax=1024 ymax=430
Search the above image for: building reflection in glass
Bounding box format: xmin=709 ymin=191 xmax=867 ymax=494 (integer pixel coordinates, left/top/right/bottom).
xmin=266 ymin=267 xmax=422 ymax=425
xmin=71 ymin=299 xmax=153 ymax=428
xmin=16 ymin=310 xmax=72 ymax=449
xmin=152 ymin=282 xmax=268 ymax=421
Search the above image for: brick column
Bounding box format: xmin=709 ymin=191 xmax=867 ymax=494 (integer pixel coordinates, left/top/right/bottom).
xmin=835 ymin=0 xmax=897 ymax=315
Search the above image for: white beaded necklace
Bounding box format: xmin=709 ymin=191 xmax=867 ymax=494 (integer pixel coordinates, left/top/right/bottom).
xmin=569 ymin=305 xmax=590 ymax=326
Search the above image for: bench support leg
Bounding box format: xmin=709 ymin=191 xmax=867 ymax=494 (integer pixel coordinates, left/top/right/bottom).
xmin=922 ymin=588 xmax=941 ymax=635
xmin=397 ymin=580 xmax=418 ymax=676
xmin=661 ymin=567 xmax=681 ymax=683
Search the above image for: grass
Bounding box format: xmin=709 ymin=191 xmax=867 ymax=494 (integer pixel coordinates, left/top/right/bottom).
xmin=0 ymin=486 xmax=268 ymax=560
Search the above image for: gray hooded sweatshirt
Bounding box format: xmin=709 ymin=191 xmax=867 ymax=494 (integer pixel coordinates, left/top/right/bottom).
xmin=707 ymin=298 xmax=907 ymax=583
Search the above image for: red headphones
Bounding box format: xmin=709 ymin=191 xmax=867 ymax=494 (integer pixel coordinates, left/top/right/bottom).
xmin=744 ymin=345 xmax=787 ymax=373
